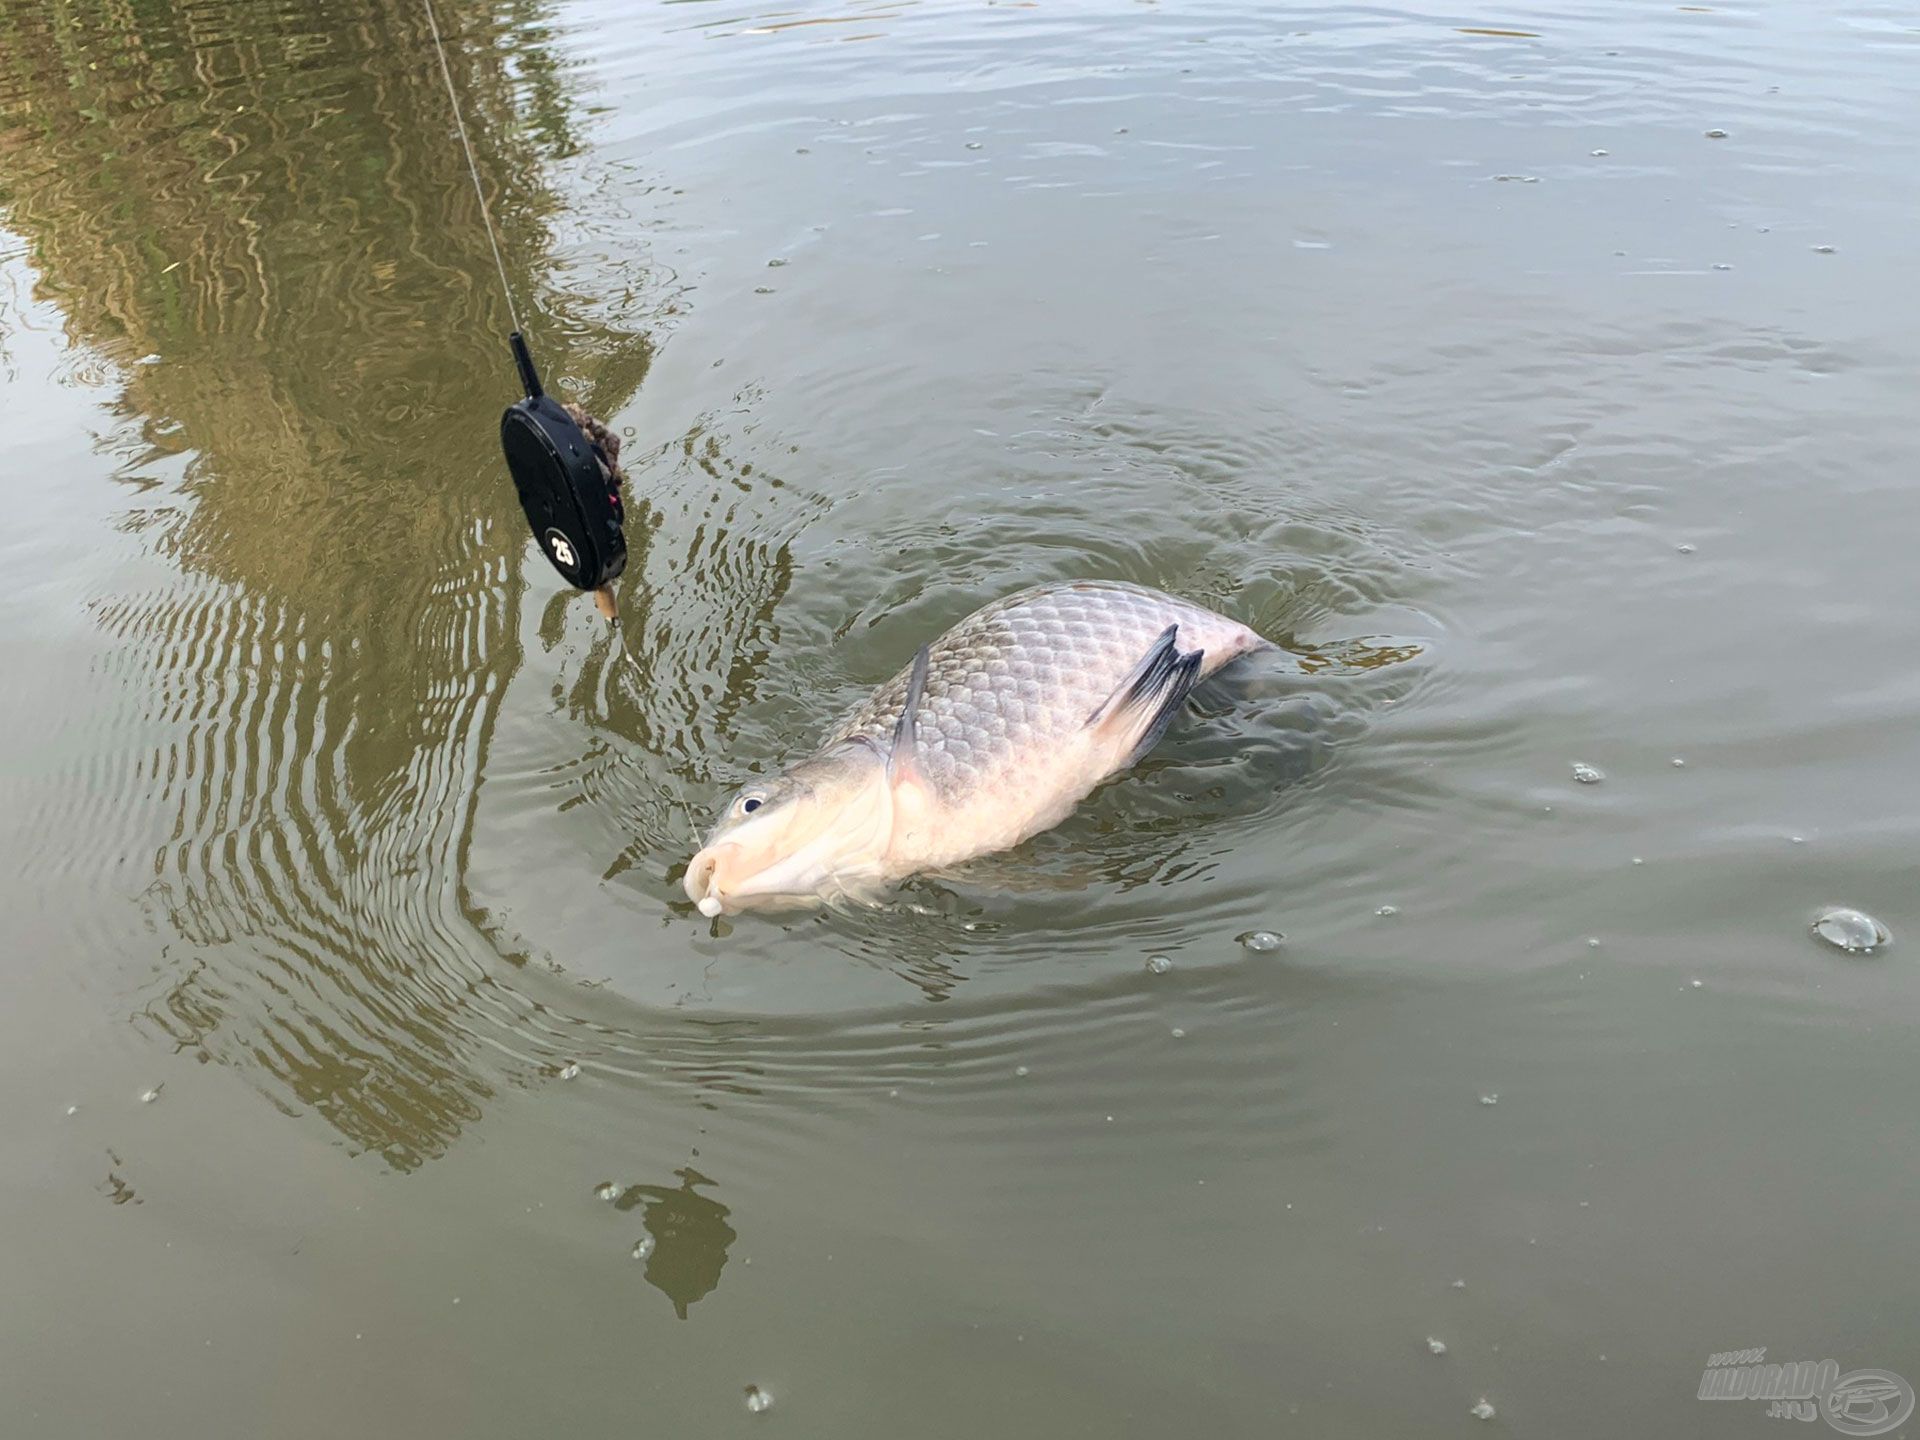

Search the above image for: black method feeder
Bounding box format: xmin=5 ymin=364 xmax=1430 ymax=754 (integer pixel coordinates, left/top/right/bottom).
xmin=423 ymin=0 xmax=629 ymax=621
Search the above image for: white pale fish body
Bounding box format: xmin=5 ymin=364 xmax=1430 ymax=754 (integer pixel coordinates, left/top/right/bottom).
xmin=685 ymin=581 xmax=1268 ymax=916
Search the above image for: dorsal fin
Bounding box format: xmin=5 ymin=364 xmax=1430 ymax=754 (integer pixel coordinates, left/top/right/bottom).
xmin=1085 ymin=624 xmax=1205 ymax=768
xmin=890 ymin=644 xmax=931 ymax=781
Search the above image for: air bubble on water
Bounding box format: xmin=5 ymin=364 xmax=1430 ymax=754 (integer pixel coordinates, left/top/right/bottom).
xmin=1376 ymin=904 xmax=1399 ymax=917
xmin=1587 ymin=936 xmax=1601 ymax=948
xmin=1590 ymin=148 xmax=1609 ymax=156
xmin=1712 ymin=263 xmax=1732 ymax=271
xmin=1631 ymin=857 xmax=1645 ymax=866
xmin=1790 ymin=835 xmax=1805 ymax=845
xmin=1239 ymin=930 xmax=1284 ymax=952
xmin=557 ymin=1061 xmax=580 ymax=1081
xmin=766 ymin=258 xmax=788 ymax=268
xmin=1146 ymin=954 xmax=1173 ymax=975
xmin=1014 ymin=1065 xmax=1030 ymax=1078
xmin=1705 ymin=128 xmax=1728 ymax=139
xmin=965 ymin=141 xmax=983 ymax=150
xmin=1170 ymin=1027 xmax=1187 ymax=1039
xmin=1571 ymin=762 xmax=1604 ymax=784
xmin=1471 ymin=1398 xmax=1497 ymax=1420
xmin=1479 ymin=1093 xmax=1499 ymax=1106
xmin=1689 ymin=979 xmax=1704 ymax=989
xmin=65 ymin=1105 xmax=78 ymax=1117
xmin=744 ymin=1385 xmax=773 ymax=1414
xmin=632 ymin=1237 xmax=655 ymax=1261
xmin=1812 ymin=244 xmax=1835 ymax=254
xmin=1670 ymin=757 xmax=1686 ymax=767
xmin=594 ymin=1182 xmax=619 ymax=1202
xmin=1812 ymin=907 xmax=1890 ymax=953
xmin=140 ymin=1086 xmax=161 ymax=1104
xmin=1428 ymin=1337 xmax=1449 ymax=1355
xmin=1677 ymin=543 xmax=1697 ymax=554
xmin=1451 ymin=1279 xmax=1467 ymax=1290
xmin=754 ymin=286 xmax=775 ymax=294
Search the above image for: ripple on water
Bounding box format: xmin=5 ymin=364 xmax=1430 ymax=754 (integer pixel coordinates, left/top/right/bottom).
xmin=500 ymin=357 xmax=1447 ymax=1010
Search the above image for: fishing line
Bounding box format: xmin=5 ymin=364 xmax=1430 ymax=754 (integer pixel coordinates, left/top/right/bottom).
xmin=420 ymin=0 xmax=631 ymax=608
xmin=422 ymin=0 xmax=522 ymax=336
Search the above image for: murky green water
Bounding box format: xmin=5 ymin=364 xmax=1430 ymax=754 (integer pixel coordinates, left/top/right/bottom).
xmin=4 ymin=1 xmax=1918 ymax=1434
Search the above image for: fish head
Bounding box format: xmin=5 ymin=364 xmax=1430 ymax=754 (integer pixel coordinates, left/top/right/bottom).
xmin=684 ymin=741 xmax=899 ymax=916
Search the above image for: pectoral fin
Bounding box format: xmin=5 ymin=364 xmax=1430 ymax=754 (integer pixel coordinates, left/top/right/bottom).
xmin=1085 ymin=624 xmax=1205 ymax=767
xmin=889 ymin=645 xmax=930 ymax=779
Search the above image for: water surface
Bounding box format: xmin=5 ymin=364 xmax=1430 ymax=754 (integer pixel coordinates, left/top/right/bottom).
xmin=3 ymin=0 xmax=1918 ymax=1434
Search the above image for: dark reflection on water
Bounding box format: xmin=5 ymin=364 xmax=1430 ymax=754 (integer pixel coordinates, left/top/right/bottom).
xmin=0 ymin=0 xmax=654 ymax=1168
xmin=614 ymin=1166 xmax=738 ymax=1319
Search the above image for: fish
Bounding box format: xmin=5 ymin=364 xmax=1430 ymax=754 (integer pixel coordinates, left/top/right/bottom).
xmin=683 ymin=579 xmax=1271 ymax=917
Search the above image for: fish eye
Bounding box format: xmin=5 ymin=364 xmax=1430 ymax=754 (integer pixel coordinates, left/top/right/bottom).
xmin=742 ymin=797 xmax=762 ymax=813
xmin=733 ymin=788 xmax=770 ymax=817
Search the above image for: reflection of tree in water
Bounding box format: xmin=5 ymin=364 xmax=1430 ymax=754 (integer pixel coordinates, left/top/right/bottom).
xmin=614 ymin=1167 xmax=737 ymax=1319
xmin=0 ymin=0 xmax=657 ymax=1170
xmin=1292 ymin=636 xmax=1424 ymax=675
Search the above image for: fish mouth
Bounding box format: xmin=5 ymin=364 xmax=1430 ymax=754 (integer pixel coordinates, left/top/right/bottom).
xmin=683 ymin=839 xmax=853 ymax=917
xmin=684 ymin=841 xmax=815 ymax=917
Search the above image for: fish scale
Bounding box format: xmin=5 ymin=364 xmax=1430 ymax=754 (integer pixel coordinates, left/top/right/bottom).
xmin=827 ymin=580 xmax=1267 ymax=803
